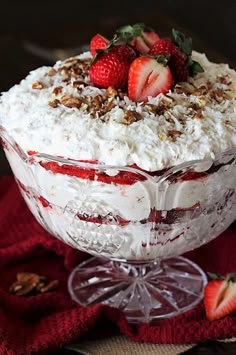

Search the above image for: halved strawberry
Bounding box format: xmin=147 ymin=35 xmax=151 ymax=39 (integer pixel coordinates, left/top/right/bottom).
xmin=90 ymin=34 xmax=109 ymax=56
xmin=130 ymin=37 xmax=150 ymax=54
xmin=116 ymin=23 xmax=159 ymax=54
xmin=142 ymin=31 xmax=160 ymax=48
xmin=128 ymin=56 xmax=173 ymax=102
xmin=204 ymin=272 xmax=236 ymax=321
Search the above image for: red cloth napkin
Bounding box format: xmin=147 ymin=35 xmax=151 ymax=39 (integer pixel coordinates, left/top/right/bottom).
xmin=0 ymin=175 xmax=236 ymax=354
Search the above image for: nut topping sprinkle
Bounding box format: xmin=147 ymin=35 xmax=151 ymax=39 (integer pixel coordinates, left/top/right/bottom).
xmin=9 ymin=272 xmax=59 ymax=297
xmin=60 ymin=94 xmax=82 ymax=108
xmin=123 ymin=110 xmax=142 ymax=125
xmin=32 ymin=81 xmax=44 ymax=90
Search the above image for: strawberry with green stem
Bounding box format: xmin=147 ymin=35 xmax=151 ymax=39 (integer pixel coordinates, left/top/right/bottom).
xmin=89 ymin=36 xmax=136 ymax=89
xmin=150 ymin=29 xmax=204 ymax=82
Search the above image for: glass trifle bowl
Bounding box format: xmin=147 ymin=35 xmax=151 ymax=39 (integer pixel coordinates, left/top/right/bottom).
xmin=1 ymin=124 xmax=236 ymax=322
xmin=1 ymin=25 xmax=236 ymax=322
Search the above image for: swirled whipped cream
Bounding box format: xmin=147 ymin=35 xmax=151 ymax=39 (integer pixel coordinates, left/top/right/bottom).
xmin=0 ymin=51 xmax=235 ymax=171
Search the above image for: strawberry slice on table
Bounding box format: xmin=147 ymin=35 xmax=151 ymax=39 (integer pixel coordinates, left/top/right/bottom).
xmin=116 ymin=23 xmax=160 ymax=54
xmin=128 ymin=56 xmax=173 ymax=102
xmin=204 ymin=272 xmax=236 ymax=321
xmin=90 ymin=34 xmax=109 ymax=56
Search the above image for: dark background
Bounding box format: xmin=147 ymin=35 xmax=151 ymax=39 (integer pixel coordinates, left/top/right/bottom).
xmin=0 ymin=0 xmax=236 ymax=174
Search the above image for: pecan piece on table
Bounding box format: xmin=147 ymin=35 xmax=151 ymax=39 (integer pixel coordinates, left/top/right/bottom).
xmin=9 ymin=272 xmax=59 ymax=296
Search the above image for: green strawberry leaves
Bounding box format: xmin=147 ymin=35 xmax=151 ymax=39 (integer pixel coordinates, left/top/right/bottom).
xmin=207 ymin=272 xmax=225 ymax=280
xmin=172 ymin=28 xmax=204 ymax=76
xmin=117 ymin=23 xmax=154 ymax=42
xmin=208 ymin=272 xmax=236 ymax=283
xmin=150 ymin=54 xmax=171 ymax=66
xmin=91 ymin=34 xmax=121 ymax=64
xmin=172 ymin=29 xmax=192 ymax=56
xmin=189 ymin=60 xmax=205 ymax=76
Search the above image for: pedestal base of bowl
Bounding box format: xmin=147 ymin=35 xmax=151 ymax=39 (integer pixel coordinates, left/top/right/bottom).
xmin=68 ymin=256 xmax=207 ymax=323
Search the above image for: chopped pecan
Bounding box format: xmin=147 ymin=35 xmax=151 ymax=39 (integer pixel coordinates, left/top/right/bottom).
xmin=17 ymin=272 xmax=41 ymax=284
xmin=64 ymin=58 xmax=79 ymax=65
xmin=143 ymin=103 xmax=158 ymax=114
xmin=36 ymin=282 xmax=47 ymax=292
xmin=70 ymin=67 xmax=82 ymax=77
xmin=52 ymin=86 xmax=63 ymax=95
xmin=209 ymin=88 xmax=226 ymax=103
xmin=92 ymin=94 xmax=104 ymax=109
xmin=123 ymin=110 xmax=142 ymax=124
xmin=106 ymin=86 xmax=118 ymax=97
xmin=60 ymin=95 xmax=82 ymax=108
xmin=174 ymin=83 xmax=194 ymax=95
xmin=32 ymin=81 xmax=44 ymax=90
xmin=168 ymin=130 xmax=181 ymax=140
xmin=193 ymin=112 xmax=204 ymax=120
xmin=48 ymin=68 xmax=57 ymax=77
xmin=206 ymin=80 xmax=213 ymax=89
xmin=9 ymin=272 xmax=59 ymax=296
xmin=156 ymin=103 xmax=168 ymax=115
xmin=48 ymin=99 xmax=60 ymax=108
xmin=73 ymin=80 xmax=88 ymax=89
xmin=9 ymin=280 xmax=36 ymax=296
xmin=39 ymin=280 xmax=59 ymax=293
xmin=102 ymin=98 xmax=115 ymax=113
xmin=195 ymin=95 xmax=207 ymax=108
xmin=192 ymin=85 xmax=208 ymax=96
xmin=217 ymin=75 xmax=231 ymax=85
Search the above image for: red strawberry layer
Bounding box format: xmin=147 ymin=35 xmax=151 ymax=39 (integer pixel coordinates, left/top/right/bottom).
xmin=38 ymin=158 xmax=211 ymax=186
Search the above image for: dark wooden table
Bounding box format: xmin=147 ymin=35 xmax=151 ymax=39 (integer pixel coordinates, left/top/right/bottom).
xmin=0 ymin=1 xmax=235 ymax=353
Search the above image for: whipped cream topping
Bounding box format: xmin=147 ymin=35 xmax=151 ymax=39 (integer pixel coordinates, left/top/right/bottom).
xmin=0 ymin=51 xmax=236 ymax=171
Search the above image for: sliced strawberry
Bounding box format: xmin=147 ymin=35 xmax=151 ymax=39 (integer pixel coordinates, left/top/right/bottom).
xmin=116 ymin=23 xmax=159 ymax=54
xmin=128 ymin=56 xmax=173 ymax=102
xmin=90 ymin=34 xmax=109 ymax=56
xmin=130 ymin=37 xmax=150 ymax=54
xmin=77 ymin=213 xmax=130 ymax=226
xmin=40 ymin=161 xmax=146 ymax=185
xmin=142 ymin=31 xmax=160 ymax=47
xmin=204 ymin=272 xmax=236 ymax=321
xmin=37 ymin=195 xmax=51 ymax=208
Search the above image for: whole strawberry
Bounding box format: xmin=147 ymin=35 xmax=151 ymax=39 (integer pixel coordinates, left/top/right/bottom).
xmin=113 ymin=44 xmax=136 ymax=64
xmin=89 ymin=44 xmax=135 ymax=89
xmin=150 ymin=38 xmax=188 ymax=81
xmin=90 ymin=34 xmax=109 ymax=56
xmin=150 ymin=29 xmax=204 ymax=82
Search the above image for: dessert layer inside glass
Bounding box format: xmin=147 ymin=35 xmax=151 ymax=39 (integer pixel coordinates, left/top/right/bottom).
xmin=2 ymin=134 xmax=235 ymax=262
